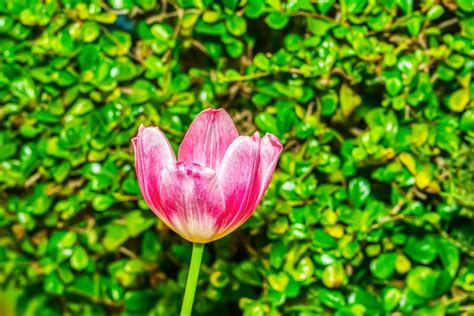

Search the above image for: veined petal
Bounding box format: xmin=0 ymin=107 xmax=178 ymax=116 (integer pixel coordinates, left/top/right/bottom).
xmin=215 ymin=134 xmax=261 ymax=236
xmin=178 ymin=108 xmax=239 ymax=170
xmin=213 ymin=133 xmax=282 ymax=240
xmin=159 ymin=162 xmax=225 ymax=243
xmin=132 ymin=125 xmax=176 ymax=225
xmin=256 ymin=133 xmax=283 ymax=202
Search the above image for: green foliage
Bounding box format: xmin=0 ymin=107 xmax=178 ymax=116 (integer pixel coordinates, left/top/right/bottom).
xmin=1 ymin=0 xmax=473 ymax=315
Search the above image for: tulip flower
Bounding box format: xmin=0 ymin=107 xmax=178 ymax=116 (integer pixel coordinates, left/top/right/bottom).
xmin=132 ymin=108 xmax=282 ymax=315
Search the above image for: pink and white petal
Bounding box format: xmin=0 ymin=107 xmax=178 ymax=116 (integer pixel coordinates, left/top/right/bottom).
xmin=216 ymin=134 xmax=261 ymax=234
xmin=159 ymin=162 xmax=226 ymax=243
xmin=132 ymin=125 xmax=176 ymax=225
xmin=212 ymin=133 xmax=282 ymax=240
xmin=178 ymin=108 xmax=239 ymax=170
xmin=256 ymin=133 xmax=283 ymax=202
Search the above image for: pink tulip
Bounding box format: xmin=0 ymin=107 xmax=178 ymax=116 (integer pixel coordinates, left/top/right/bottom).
xmin=132 ymin=108 xmax=282 ymax=243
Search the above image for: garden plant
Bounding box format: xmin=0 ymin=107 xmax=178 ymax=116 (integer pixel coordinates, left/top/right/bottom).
xmin=0 ymin=0 xmax=473 ymax=315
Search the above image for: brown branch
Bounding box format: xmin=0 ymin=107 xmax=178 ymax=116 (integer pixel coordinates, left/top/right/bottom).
xmin=438 ymin=17 xmax=459 ymax=30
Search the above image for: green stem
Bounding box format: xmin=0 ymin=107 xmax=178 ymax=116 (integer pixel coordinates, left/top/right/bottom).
xmin=180 ymin=243 xmax=204 ymax=316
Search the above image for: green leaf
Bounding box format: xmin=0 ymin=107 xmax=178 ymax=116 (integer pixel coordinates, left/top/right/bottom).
xmin=68 ymin=99 xmax=94 ymax=116
xmin=312 ymin=229 xmax=337 ymax=249
xmin=202 ymin=11 xmax=221 ymax=23
xmin=151 ymin=24 xmax=172 ymax=41
xmin=0 ymin=143 xmax=17 ymax=160
xmin=233 ymin=261 xmax=262 ymax=286
xmin=426 ymin=5 xmax=444 ymax=20
xmin=317 ymin=0 xmax=335 ymax=13
xmin=319 ymin=288 xmax=345 ymax=308
xmin=348 ymin=177 xmax=371 ymax=208
xmin=340 ymin=83 xmax=361 ymax=117
xmin=268 ymin=272 xmax=289 ymax=292
xmin=406 ymin=266 xmax=439 ymax=298
xmin=141 ymin=230 xmax=161 ymax=261
xmin=370 ymin=252 xmax=397 ymax=279
xmin=404 ymin=236 xmax=437 ymax=264
xmin=59 ymin=231 xmax=77 ymax=249
xmin=436 ymin=203 xmax=459 ymax=220
xmin=103 ymin=225 xmax=130 ymax=251
xmin=413 ymin=302 xmax=446 ymax=316
xmin=436 ymin=238 xmax=460 ymax=278
xmin=447 ymin=89 xmax=470 ymax=112
xmin=69 ymin=275 xmax=98 ymax=297
xmin=70 ymin=246 xmax=89 ymax=271
xmin=255 ymin=112 xmax=279 ymax=135
xmin=321 ymin=92 xmax=338 ymax=116
xmin=322 ymin=262 xmax=345 ymax=288
xmin=124 ymin=290 xmax=157 ymax=313
xmin=11 ymin=77 xmax=36 ymax=100
xmin=307 ymin=18 xmax=330 ymax=36
xmin=289 ymin=256 xmax=314 ymax=282
xmin=100 ymin=30 xmax=132 ymax=56
xmin=456 ymin=0 xmax=473 ymax=12
xmin=254 ymin=53 xmax=271 ymax=70
xmin=225 ymin=38 xmax=244 ymax=58
xmin=407 ymin=15 xmax=423 ymax=36
xmin=246 ymin=0 xmax=265 ymax=18
xmin=137 ymin=0 xmax=157 ymax=10
xmin=265 ymin=12 xmax=289 ymax=30
xmin=108 ymin=0 xmax=133 ymax=10
xmin=383 ymin=287 xmax=401 ymax=312
xmin=223 ymin=0 xmax=238 ymax=10
xmin=460 ymin=109 xmax=474 ymax=132
xmin=397 ymin=0 xmax=413 ymax=14
xmin=225 ymin=15 xmax=247 ymax=36
xmin=44 ymin=272 xmax=64 ymax=295
xmin=126 ymin=211 xmax=155 ymax=237
xmin=386 ymin=77 xmax=402 ymax=96
xmin=78 ymin=45 xmax=101 ymax=71
xmin=350 ymin=289 xmax=384 ymax=313
xmin=92 ymin=195 xmax=115 ymax=212
xmin=81 ymin=21 xmax=100 ymax=42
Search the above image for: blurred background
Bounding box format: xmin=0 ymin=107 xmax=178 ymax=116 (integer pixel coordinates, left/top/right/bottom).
xmin=0 ymin=0 xmax=473 ymax=315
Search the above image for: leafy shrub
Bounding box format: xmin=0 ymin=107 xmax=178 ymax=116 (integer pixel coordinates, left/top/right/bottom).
xmin=0 ymin=0 xmax=473 ymax=315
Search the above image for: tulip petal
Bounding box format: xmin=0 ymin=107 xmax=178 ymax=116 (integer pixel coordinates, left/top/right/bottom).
xmin=178 ymin=108 xmax=239 ymax=170
xmin=159 ymin=162 xmax=225 ymax=243
xmin=256 ymin=133 xmax=283 ymax=202
xmin=132 ymin=125 xmax=176 ymax=225
xmin=216 ymin=134 xmax=261 ymax=235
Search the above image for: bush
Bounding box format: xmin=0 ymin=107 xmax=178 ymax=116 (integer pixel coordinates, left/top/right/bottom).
xmin=0 ymin=0 xmax=473 ymax=315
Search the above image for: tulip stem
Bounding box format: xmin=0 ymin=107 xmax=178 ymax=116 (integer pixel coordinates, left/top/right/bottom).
xmin=180 ymin=243 xmax=204 ymax=316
